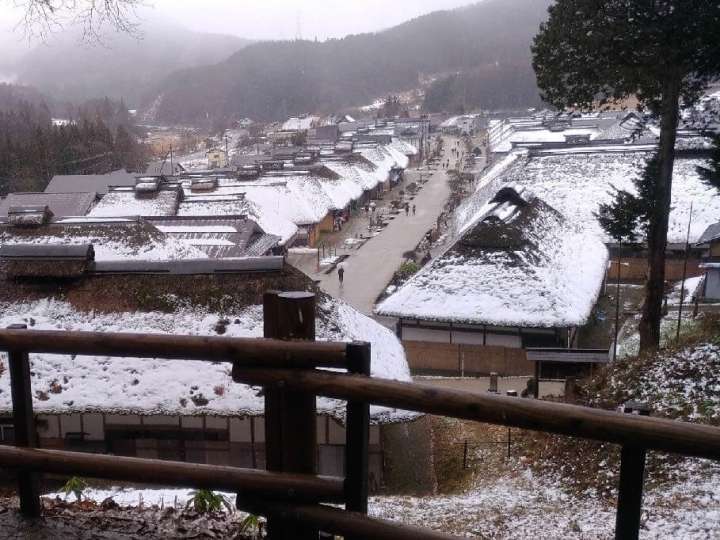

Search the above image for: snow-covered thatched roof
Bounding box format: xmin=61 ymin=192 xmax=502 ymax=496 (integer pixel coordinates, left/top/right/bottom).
xmin=88 ymin=187 xmax=182 ymax=218
xmin=0 ymin=265 xmax=412 ymax=421
xmin=453 ymin=148 xmax=720 ymax=246
xmin=698 ymin=222 xmax=720 ymax=245
xmin=0 ymin=218 xmax=204 ymax=262
xmin=495 ymin=150 xmax=720 ymax=244
xmin=376 ymin=187 xmax=609 ymax=328
xmin=281 ymin=116 xmax=318 ymax=132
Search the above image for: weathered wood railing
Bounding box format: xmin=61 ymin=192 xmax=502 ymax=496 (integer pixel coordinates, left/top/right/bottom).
xmin=0 ymin=292 xmax=719 ymax=539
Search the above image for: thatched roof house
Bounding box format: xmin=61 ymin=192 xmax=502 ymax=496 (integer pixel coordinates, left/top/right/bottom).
xmin=0 ymin=261 xmax=410 ymax=419
xmin=0 ymin=258 xmax=413 ymax=482
xmin=147 ymin=216 xmax=282 ymax=258
xmin=377 ymin=186 xmax=608 ymax=332
xmin=0 ymin=218 xmax=204 ymax=262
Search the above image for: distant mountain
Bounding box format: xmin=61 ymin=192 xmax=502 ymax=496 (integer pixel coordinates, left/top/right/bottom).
xmin=147 ymin=0 xmax=552 ymax=124
xmin=15 ymin=22 xmax=252 ymax=107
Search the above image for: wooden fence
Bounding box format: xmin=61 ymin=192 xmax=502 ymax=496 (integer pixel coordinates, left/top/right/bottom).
xmin=0 ymin=291 xmax=720 ymax=539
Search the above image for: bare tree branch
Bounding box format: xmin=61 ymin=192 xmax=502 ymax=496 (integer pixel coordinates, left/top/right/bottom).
xmin=10 ymin=0 xmax=145 ymax=42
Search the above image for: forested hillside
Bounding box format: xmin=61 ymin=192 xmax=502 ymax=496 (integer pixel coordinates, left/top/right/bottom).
xmin=423 ymin=64 xmax=544 ymax=112
xmin=0 ymin=85 xmax=147 ymax=194
xmin=148 ymin=0 xmax=551 ymax=123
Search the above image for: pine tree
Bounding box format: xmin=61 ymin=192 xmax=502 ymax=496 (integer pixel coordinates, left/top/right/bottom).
xmin=532 ymin=0 xmax=720 ymax=353
xmin=697 ymin=135 xmax=720 ymax=192
xmin=597 ymin=155 xmax=660 ymax=243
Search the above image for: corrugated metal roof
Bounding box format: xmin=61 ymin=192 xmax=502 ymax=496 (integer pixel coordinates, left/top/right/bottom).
xmin=145 ymin=161 xmax=186 ymax=176
xmin=0 ymin=192 xmax=96 ymax=218
xmin=93 ymin=257 xmax=284 ymax=274
xmin=526 ymin=348 xmax=610 ymax=364
xmin=147 ymin=216 xmax=280 ymax=258
xmin=0 ymin=243 xmax=95 ymax=260
xmin=45 ymin=170 xmax=136 ymax=195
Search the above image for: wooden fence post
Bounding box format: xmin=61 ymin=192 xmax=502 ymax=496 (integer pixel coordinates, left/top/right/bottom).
xmin=262 ymin=291 xmax=318 ymax=540
xmin=345 ymin=342 xmax=370 ymax=513
xmin=489 ymin=372 xmax=498 ymax=393
xmin=615 ymin=445 xmax=646 ymax=540
xmin=7 ymin=323 xmax=41 ymax=518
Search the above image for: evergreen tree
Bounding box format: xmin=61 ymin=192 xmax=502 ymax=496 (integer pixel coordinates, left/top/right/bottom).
xmin=0 ymin=94 xmax=148 ymax=192
xmin=532 ymin=0 xmax=720 ymax=353
xmin=597 ymin=155 xmax=660 ymax=243
xmin=697 ymin=135 xmax=720 ymax=191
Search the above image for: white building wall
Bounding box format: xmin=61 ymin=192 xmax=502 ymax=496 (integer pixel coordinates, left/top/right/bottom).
xmin=705 ymin=269 xmax=720 ymax=300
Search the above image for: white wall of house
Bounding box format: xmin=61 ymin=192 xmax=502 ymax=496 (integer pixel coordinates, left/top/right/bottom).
xmin=705 ymin=269 xmax=720 ymax=301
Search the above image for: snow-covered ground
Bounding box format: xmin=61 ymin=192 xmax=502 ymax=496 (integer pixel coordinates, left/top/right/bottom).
xmin=370 ymin=460 xmax=720 ymax=539
xmin=44 ymin=459 xmax=720 ymax=539
xmin=666 ymin=276 xmax=705 ymax=306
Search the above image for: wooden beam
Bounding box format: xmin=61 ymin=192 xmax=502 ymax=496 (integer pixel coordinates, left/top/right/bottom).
xmin=0 ymin=445 xmax=343 ymax=502
xmin=232 ymin=368 xmax=720 ymax=460
xmin=7 ymin=324 xmax=41 ymax=518
xmin=259 ymin=291 xmax=318 ymax=540
xmin=345 ymin=341 xmax=371 ymax=520
xmin=240 ymin=500 xmax=461 ymax=540
xmin=615 ymin=446 xmax=647 ymax=540
xmin=0 ymin=329 xmax=346 ymax=368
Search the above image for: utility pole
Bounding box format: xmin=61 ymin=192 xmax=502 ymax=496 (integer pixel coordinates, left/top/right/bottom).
xmin=613 ymin=241 xmax=623 ymax=362
xmin=676 ymin=203 xmax=694 ymax=342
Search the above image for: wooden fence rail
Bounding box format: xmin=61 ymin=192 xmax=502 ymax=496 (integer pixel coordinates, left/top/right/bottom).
xmin=0 ymin=327 xmax=348 ymax=367
xmin=0 ymin=292 xmax=719 ymax=539
xmin=230 ymin=368 xmax=720 ymax=460
xmin=0 ymin=446 xmax=344 ymax=502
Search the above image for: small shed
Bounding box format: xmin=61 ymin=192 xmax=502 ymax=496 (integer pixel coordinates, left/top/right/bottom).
xmin=135 ymin=177 xmax=161 ymax=194
xmin=7 ymin=205 xmax=54 ymax=227
xmin=0 ymin=243 xmax=95 ymax=278
xmin=238 ymin=165 xmax=261 ymax=179
xmin=190 ymin=177 xmax=219 ymax=192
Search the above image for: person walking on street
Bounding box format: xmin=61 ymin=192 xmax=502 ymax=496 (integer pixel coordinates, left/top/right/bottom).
xmin=412 ymin=204 xmax=416 ymax=216
xmin=404 ymin=203 xmax=409 ymax=216
xmin=337 ymin=261 xmax=346 ymax=286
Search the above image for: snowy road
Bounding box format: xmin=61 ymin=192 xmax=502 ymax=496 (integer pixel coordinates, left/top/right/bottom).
xmin=294 ymin=137 xmax=459 ymax=317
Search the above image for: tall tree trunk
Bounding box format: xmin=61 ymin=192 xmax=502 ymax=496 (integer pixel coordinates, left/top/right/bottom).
xmin=638 ymin=75 xmax=682 ymax=354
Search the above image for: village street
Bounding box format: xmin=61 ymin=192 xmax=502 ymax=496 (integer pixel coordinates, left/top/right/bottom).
xmin=289 ymin=136 xmax=461 ymax=318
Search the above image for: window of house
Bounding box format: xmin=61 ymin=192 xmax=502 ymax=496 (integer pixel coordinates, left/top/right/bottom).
xmin=0 ymin=424 xmax=15 ymax=443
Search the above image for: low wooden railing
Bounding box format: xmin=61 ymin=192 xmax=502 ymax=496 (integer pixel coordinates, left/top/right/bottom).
xmin=0 ymin=291 xmax=719 ymax=540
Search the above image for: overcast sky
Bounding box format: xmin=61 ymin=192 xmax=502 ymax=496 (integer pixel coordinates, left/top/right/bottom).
xmin=0 ymin=0 xmax=477 ymax=43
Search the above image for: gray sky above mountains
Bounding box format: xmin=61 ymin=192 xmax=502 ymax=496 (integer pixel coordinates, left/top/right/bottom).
xmin=0 ymin=0 xmax=475 ymax=44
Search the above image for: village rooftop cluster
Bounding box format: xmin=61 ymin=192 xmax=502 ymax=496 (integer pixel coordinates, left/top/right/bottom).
xmin=0 ymin=99 xmax=719 ymax=497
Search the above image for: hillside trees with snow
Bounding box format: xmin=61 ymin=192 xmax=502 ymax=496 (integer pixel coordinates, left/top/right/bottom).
xmin=0 ymin=94 xmax=148 ymax=193
xmin=532 ymin=0 xmax=720 ymax=354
